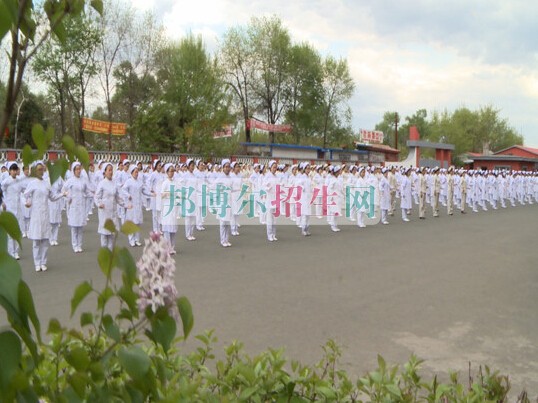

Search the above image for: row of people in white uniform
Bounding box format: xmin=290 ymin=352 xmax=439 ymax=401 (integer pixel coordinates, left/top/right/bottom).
xmin=1 ymin=159 xmax=537 ymax=271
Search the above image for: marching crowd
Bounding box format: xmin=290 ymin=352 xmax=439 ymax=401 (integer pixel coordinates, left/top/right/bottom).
xmin=1 ymin=158 xmax=537 ymax=272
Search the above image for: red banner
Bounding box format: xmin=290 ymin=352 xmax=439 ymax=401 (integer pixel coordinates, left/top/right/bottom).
xmin=82 ymin=118 xmax=127 ymax=136
xmin=359 ymin=129 xmax=384 ymax=144
xmin=246 ymin=119 xmax=292 ymax=133
xmin=213 ymin=125 xmax=233 ymax=139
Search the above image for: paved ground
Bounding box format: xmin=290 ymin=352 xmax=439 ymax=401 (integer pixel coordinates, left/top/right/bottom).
xmin=2 ymin=204 xmax=538 ymax=395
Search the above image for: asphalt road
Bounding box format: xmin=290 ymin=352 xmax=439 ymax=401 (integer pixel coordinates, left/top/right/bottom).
xmin=2 ymin=203 xmax=538 ymax=395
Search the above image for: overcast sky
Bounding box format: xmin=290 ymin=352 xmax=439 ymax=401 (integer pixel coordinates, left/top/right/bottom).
xmin=131 ymin=0 xmax=538 ymax=147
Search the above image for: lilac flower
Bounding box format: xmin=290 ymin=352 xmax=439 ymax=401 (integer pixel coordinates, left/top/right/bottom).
xmin=137 ymin=232 xmax=178 ymax=316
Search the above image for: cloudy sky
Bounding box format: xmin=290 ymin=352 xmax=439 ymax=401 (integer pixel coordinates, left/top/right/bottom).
xmin=132 ymin=0 xmax=538 ymax=146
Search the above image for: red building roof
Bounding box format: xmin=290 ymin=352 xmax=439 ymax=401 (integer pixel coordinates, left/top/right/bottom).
xmin=494 ymin=145 xmax=538 ymax=157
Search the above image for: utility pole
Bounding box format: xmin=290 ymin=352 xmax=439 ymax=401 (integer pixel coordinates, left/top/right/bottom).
xmin=394 ymin=112 xmax=399 ymax=150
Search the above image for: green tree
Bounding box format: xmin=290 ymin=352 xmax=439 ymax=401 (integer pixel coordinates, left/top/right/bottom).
xmin=320 ymin=56 xmax=355 ymax=148
xmin=136 ymin=35 xmax=230 ymax=153
xmin=0 ymin=0 xmax=103 ymax=146
xmin=285 ymin=43 xmax=323 ymax=144
xmin=219 ymin=25 xmax=256 ymax=143
xmin=112 ymin=61 xmax=157 ymax=148
xmin=7 ymin=92 xmax=44 ymax=148
xmin=32 ymin=13 xmax=102 ymax=145
xmin=375 ymin=111 xmax=400 ymax=149
xmin=249 ymin=16 xmax=292 ymax=144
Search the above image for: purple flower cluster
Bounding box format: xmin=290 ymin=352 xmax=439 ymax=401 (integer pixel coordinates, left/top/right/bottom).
xmin=137 ymin=232 xmax=178 ymax=316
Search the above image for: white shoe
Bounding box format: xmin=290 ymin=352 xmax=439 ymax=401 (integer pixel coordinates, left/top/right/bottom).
xmin=382 ymin=221 xmax=389 ymax=225
xmin=187 ymin=236 xmax=196 ymax=241
xmin=331 ymin=227 xmax=340 ymax=232
xmin=403 ymin=218 xmax=410 ymax=222
xmin=226 ymin=242 xmax=232 ymax=247
xmin=129 ymin=242 xmax=136 ymax=247
xmin=22 ymin=233 xmax=27 ymax=238
xmin=14 ymin=254 xmax=20 ymax=260
xmin=358 ymin=224 xmax=366 ymax=228
xmin=169 ymin=249 xmax=177 ymax=255
xmin=197 ymin=227 xmax=205 ymax=231
xmin=41 ymin=265 xmax=47 ymax=272
xmin=268 ymin=236 xmax=274 ymax=242
xmin=35 ymin=266 xmax=41 ymax=272
xmin=135 ymin=241 xmax=142 ymax=246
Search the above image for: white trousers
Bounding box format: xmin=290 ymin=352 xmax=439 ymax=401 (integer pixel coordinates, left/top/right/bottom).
xmin=8 ymin=236 xmax=19 ymax=257
xmin=70 ymin=226 xmax=83 ymax=250
xmin=100 ymin=234 xmax=114 ymax=251
xmin=300 ymin=214 xmax=310 ymax=232
xmin=220 ymin=221 xmax=231 ymax=244
xmin=128 ymin=232 xmax=140 ymax=246
xmin=32 ymin=239 xmax=49 ymax=266
xmin=184 ymin=216 xmax=195 ymax=238
xmin=50 ymin=223 xmax=60 ymax=243
xmin=152 ymin=209 xmax=161 ymax=233
xmin=266 ymin=212 xmax=276 ymax=239
xmin=163 ymin=231 xmax=177 ymax=251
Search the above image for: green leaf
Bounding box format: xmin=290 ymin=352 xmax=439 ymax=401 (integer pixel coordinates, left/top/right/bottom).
xmin=47 ymin=318 xmax=62 ymax=334
xmin=22 ymin=145 xmax=35 ymax=169
xmin=316 ymin=386 xmax=336 ymax=399
xmin=120 ymin=221 xmax=140 ymax=235
xmin=31 ymin=124 xmax=47 ymax=153
xmin=377 ymin=354 xmax=386 ymax=372
xmin=0 ymin=212 xmax=22 ymax=247
xmin=118 ymin=346 xmax=151 ymax=381
xmin=104 ymin=219 xmax=116 ymax=234
xmin=102 ymin=314 xmax=121 ymax=342
xmin=91 ymin=0 xmax=104 ymax=15
xmin=18 ymin=281 xmax=41 ymax=341
xmin=68 ymin=372 xmax=89 ymax=399
xmin=62 ymin=135 xmax=76 ymax=158
xmin=149 ymin=315 xmax=176 ymax=352
xmin=239 ymin=386 xmax=258 ymax=400
xmin=75 ymin=145 xmax=90 ymax=172
xmin=0 ymin=253 xmax=21 ymax=315
xmin=0 ymin=331 xmax=22 ymax=394
xmin=116 ymin=248 xmax=137 ymax=287
xmin=70 ymin=281 xmax=92 ymax=317
xmin=98 ymin=247 xmax=112 ymax=277
xmin=0 ymin=2 xmax=13 ymax=60
xmin=47 ymin=158 xmax=69 ymax=186
xmin=117 ymin=286 xmax=138 ymax=315
xmin=80 ymin=312 xmax=93 ymax=327
xmin=177 ymin=297 xmax=194 ymax=340
xmin=386 ymin=383 xmax=402 ymax=398
xmin=52 ymin=19 xmax=67 ymax=43
xmin=65 ymin=347 xmax=91 ymax=372
xmin=97 ymin=287 xmax=114 ymax=311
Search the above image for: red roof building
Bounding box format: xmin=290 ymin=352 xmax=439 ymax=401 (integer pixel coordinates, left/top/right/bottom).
xmin=467 ymin=145 xmax=538 ymax=171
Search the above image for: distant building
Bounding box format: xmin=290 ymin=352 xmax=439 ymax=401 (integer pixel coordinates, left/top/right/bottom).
xmin=241 ymin=142 xmax=400 ymax=165
xmin=465 ymin=145 xmax=538 ymax=171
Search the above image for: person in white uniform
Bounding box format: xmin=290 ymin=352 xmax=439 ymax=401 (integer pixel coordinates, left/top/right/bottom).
xmin=1 ymin=162 xmax=23 ymax=259
xmin=95 ymin=163 xmax=128 ymax=251
xmin=24 ymin=161 xmax=66 ymax=272
xmin=263 ymin=160 xmax=281 ymax=241
xmin=399 ymin=168 xmax=412 ymax=222
xmin=230 ymin=161 xmax=244 ymax=236
xmin=160 ymin=163 xmax=180 ymax=255
xmin=215 ymin=159 xmax=233 ymax=247
xmin=379 ymin=167 xmax=391 ymax=225
xmin=122 ymin=165 xmax=150 ymax=247
xmin=62 ymin=162 xmax=93 ymax=252
xmin=48 ymin=173 xmax=64 ymax=246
